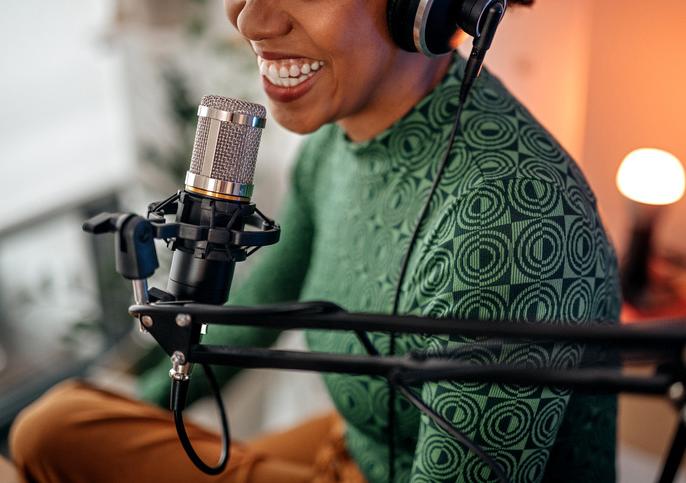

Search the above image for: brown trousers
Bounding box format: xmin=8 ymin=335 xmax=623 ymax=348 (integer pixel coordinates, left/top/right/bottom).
xmin=9 ymin=380 xmax=366 ymax=483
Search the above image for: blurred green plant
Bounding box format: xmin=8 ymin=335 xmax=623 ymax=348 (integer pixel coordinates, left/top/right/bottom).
xmin=142 ymin=67 xmax=198 ymax=182
xmin=141 ymin=2 xmax=257 ymax=184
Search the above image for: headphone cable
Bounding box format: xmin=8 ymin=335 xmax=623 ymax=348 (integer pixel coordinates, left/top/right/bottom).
xmin=383 ymin=22 xmax=509 ymax=479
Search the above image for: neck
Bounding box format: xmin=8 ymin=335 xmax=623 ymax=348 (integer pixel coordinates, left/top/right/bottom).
xmin=337 ymin=53 xmax=452 ymax=143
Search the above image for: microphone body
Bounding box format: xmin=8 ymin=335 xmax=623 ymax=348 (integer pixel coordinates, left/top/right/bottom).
xmin=166 ymin=191 xmax=246 ymax=304
xmin=166 ymin=95 xmax=268 ymax=305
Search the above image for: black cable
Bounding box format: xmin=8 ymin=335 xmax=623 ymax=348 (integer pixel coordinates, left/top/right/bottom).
xmin=393 ymin=381 xmax=509 ymax=483
xmin=390 ymin=97 xmax=464 ymax=318
xmin=385 ymin=21 xmax=509 ymax=478
xmin=380 ymin=98 xmax=506 ymax=482
xmin=386 ymin=100 xmax=473 ymax=483
xmin=172 ymin=364 xmax=230 ymax=475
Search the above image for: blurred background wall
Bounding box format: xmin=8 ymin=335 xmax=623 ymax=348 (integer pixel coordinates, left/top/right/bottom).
xmin=482 ymin=0 xmax=686 ymax=257
xmin=0 ymin=0 xmax=684 ymax=481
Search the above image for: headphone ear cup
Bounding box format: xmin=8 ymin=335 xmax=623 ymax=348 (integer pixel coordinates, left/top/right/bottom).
xmin=388 ymin=0 xmax=460 ymax=57
xmin=387 ymin=0 xmax=421 ymax=53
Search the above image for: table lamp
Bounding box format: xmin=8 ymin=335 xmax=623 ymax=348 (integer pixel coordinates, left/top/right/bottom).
xmin=616 ymin=148 xmax=685 ymax=307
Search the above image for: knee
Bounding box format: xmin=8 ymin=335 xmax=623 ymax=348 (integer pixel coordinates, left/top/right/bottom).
xmin=9 ymin=380 xmax=88 ymax=472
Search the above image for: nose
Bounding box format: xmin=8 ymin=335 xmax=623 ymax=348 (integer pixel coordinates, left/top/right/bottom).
xmin=225 ymin=0 xmax=292 ymax=42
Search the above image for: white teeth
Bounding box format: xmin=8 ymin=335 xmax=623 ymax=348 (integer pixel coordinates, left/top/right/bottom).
xmin=268 ymin=64 xmax=279 ymax=79
xmin=258 ymin=56 xmax=324 ymax=89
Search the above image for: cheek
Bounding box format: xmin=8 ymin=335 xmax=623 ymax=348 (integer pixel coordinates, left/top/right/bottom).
xmin=311 ymin=4 xmax=394 ymax=99
xmin=317 ymin=2 xmax=389 ymax=62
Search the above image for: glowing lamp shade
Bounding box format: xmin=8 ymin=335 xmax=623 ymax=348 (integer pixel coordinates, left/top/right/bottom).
xmin=616 ymin=148 xmax=685 ymax=205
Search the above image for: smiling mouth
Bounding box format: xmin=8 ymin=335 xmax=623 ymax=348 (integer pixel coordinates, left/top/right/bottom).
xmin=257 ymin=56 xmax=325 ymax=88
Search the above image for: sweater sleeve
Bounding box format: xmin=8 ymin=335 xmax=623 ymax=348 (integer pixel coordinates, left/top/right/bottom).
xmin=137 ymin=142 xmax=317 ymax=407
xmin=406 ymin=177 xmax=610 ymax=482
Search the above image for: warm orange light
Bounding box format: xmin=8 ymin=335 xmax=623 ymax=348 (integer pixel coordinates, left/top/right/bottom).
xmin=616 ymin=148 xmax=685 ymax=205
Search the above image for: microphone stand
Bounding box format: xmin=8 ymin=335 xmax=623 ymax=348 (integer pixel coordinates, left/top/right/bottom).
xmin=130 ymin=301 xmax=686 ymax=483
xmin=85 ymin=210 xmax=686 ymax=483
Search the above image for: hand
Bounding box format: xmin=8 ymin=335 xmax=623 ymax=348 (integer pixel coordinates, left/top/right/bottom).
xmin=0 ymin=454 xmax=21 ymax=483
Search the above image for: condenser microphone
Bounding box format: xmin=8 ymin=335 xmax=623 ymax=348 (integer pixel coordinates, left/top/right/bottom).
xmin=166 ymin=95 xmax=269 ymax=304
xmin=185 ymin=95 xmax=267 ymax=201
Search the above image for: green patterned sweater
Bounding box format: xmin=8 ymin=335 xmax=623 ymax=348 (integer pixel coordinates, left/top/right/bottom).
xmin=140 ymin=54 xmax=621 ymax=482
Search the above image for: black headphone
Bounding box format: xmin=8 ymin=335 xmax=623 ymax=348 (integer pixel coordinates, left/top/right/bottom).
xmin=387 ymin=0 xmax=508 ymax=56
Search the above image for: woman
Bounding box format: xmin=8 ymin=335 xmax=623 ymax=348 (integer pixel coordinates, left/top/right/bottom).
xmin=9 ymin=0 xmax=620 ymax=482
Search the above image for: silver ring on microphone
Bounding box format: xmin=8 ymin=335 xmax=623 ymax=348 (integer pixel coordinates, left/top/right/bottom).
xmin=197 ymin=106 xmax=267 ymax=129
xmin=184 ymin=172 xmax=254 ymax=201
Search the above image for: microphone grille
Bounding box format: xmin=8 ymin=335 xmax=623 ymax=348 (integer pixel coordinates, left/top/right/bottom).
xmin=188 ymin=95 xmax=267 ymax=198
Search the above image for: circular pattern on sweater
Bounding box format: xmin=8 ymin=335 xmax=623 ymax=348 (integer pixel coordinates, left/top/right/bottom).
xmin=382 ymin=175 xmax=419 ymax=226
xmin=508 ymin=178 xmax=561 ymax=217
xmin=389 ymin=116 xmax=441 ymax=171
xmin=471 ymin=85 xmax=517 ymax=114
xmin=514 ymin=219 xmax=565 ymax=279
xmin=423 ymin=293 xmax=454 ymax=318
xmin=519 ymin=124 xmax=565 ymax=164
xmin=531 ymin=398 xmax=566 ymax=447
xmin=455 ymin=184 xmax=508 ymax=230
xmin=519 ymin=157 xmax=566 ymax=189
xmin=550 ymin=343 xmax=583 ymax=370
xmin=561 ymin=278 xmax=593 ymax=323
xmin=358 ymin=280 xmax=385 ymax=315
xmin=355 ymin=142 xmax=393 ymax=180
xmin=496 ymin=344 xmax=550 ymax=398
xmin=476 ymin=151 xmax=518 ymax=181
xmin=480 ymin=399 xmax=535 ymax=448
xmin=368 ymin=380 xmax=390 ymax=428
xmin=454 ymin=231 xmax=511 ymax=286
xmin=432 ymin=391 xmax=482 ymax=435
xmin=328 ymin=376 xmax=372 ymax=426
xmin=427 ymin=91 xmax=459 ymax=127
xmin=454 ymin=289 xmax=508 ymax=321
xmin=592 ymin=280 xmax=610 ymax=321
xmin=509 ymin=283 xmax=560 ymax=323
xmin=515 ymin=450 xmax=549 ymax=483
xmin=504 ymin=343 xmax=552 ymax=369
xmin=438 ymin=141 xmax=476 ymax=189
xmin=595 ymin=228 xmax=610 ymax=274
xmin=464 ymin=112 xmax=518 ymax=150
xmin=568 ymin=161 xmax=596 ymax=202
xmin=416 ymin=247 xmax=454 ymax=299
xmin=419 ymin=433 xmax=467 ymax=478
xmin=567 ymin=220 xmax=596 ymax=277
xmin=432 ymin=204 xmax=457 ymax=246
xmin=564 ymin=184 xmax=588 ymax=216
xmin=465 ymin=451 xmax=518 ymax=483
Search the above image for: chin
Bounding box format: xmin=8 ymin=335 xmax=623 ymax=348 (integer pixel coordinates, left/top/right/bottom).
xmin=269 ymin=106 xmax=329 ymax=135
